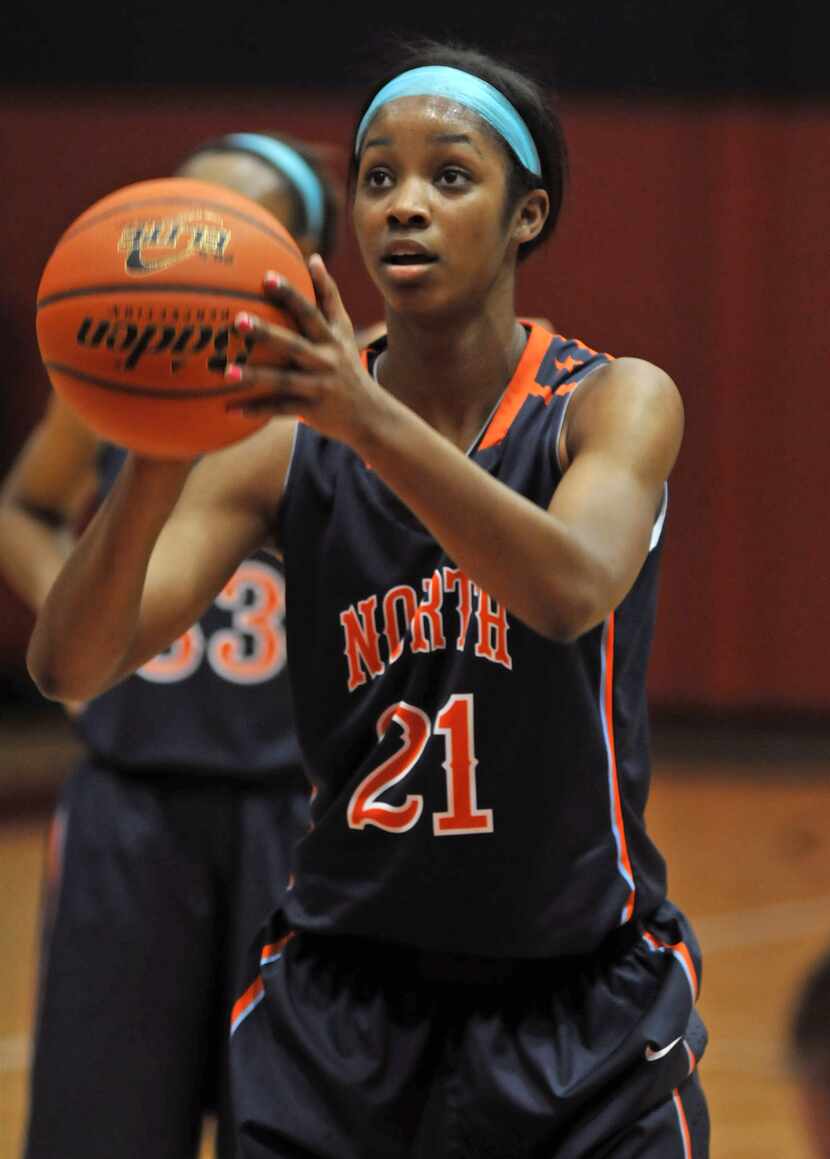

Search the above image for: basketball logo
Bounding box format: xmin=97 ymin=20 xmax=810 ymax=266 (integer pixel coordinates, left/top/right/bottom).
xmin=117 ymin=212 xmax=232 ymax=276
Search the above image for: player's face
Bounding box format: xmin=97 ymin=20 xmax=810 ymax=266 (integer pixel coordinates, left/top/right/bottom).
xmin=352 ymin=97 xmax=522 ymax=318
xmin=176 ymin=152 xmax=315 ymax=256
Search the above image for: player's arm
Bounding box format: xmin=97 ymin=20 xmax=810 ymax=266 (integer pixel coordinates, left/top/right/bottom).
xmin=225 ymin=261 xmax=682 ymax=642
xmin=27 ymin=418 xmax=296 ymax=703
xmin=0 ymin=395 xmax=99 ymax=611
xmin=355 ymin=357 xmax=681 ymax=641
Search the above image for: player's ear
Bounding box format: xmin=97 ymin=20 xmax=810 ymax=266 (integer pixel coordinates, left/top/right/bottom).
xmin=512 ymin=189 xmax=549 ymax=248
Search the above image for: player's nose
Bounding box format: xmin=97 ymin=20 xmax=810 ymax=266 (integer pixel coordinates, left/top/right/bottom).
xmin=385 ymin=176 xmax=430 ymax=230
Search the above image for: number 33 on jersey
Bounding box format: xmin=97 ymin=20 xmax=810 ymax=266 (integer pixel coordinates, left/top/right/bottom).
xmin=138 ymin=559 xmax=286 ymax=686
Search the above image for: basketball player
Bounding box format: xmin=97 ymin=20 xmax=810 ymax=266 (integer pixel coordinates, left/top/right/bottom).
xmin=790 ymin=944 xmax=830 ymax=1157
xmin=0 ymin=132 xmax=340 ymax=1159
xmin=27 ymin=43 xmax=710 ymax=1157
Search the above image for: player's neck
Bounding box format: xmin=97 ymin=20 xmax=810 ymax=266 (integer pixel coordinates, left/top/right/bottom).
xmin=377 ymin=305 xmax=527 ymax=450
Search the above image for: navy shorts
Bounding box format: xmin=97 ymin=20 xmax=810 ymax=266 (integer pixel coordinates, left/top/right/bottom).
xmin=231 ymin=902 xmax=708 ymax=1158
xmin=24 ymin=756 xmax=309 ymax=1159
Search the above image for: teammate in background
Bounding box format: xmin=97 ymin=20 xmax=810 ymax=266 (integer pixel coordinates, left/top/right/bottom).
xmin=0 ymin=132 xmax=340 ymax=1159
xmin=27 ymin=41 xmax=710 ymax=1159
xmin=790 ymin=944 xmax=830 ymax=1157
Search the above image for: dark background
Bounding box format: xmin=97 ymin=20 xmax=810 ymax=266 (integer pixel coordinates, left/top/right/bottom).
xmin=1 ymin=2 xmax=826 ymax=98
xmin=2 ymin=1 xmax=828 ymax=720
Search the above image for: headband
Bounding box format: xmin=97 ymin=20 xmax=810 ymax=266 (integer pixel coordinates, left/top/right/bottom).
xmin=220 ymin=133 xmax=325 ymax=240
xmin=354 ymin=65 xmax=542 ymax=178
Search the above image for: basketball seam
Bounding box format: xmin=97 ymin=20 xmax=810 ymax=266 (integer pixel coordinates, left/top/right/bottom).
xmin=43 ymin=362 xmax=261 ymax=400
xmin=36 ymin=284 xmax=278 ymax=310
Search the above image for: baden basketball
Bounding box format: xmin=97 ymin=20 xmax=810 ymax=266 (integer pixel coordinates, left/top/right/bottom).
xmin=35 ymin=177 xmax=314 ymax=458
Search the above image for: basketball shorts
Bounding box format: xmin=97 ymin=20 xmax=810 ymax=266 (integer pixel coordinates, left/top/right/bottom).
xmin=231 ymin=901 xmax=708 ymax=1158
xmin=24 ymin=756 xmax=309 ymax=1159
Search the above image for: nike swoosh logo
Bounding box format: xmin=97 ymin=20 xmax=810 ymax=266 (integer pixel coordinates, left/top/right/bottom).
xmin=645 ymin=1036 xmax=683 ymax=1062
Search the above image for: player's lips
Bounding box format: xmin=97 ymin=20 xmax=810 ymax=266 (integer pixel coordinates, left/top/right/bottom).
xmin=381 ymin=240 xmax=437 ymax=262
xmin=380 ymin=241 xmax=438 ymax=283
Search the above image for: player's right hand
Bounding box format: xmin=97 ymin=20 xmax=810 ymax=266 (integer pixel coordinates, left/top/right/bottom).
xmin=223 ymin=257 xmax=392 ymax=452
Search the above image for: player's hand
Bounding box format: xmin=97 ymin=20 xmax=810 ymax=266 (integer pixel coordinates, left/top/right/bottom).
xmin=224 ymin=256 xmax=387 ymax=448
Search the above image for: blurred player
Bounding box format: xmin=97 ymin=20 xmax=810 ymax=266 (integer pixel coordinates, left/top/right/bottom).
xmin=27 ymin=42 xmax=710 ymax=1158
xmin=791 ymin=943 xmax=830 ymax=1158
xmin=0 ymin=131 xmax=340 ymax=1159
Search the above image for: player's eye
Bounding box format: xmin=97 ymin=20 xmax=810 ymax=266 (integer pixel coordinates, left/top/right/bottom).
xmin=364 ymin=167 xmax=394 ymax=189
xmin=436 ymin=167 xmax=471 ymax=189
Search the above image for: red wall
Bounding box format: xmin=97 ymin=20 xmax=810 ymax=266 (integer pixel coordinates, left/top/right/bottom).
xmin=2 ymin=89 xmax=827 ymax=713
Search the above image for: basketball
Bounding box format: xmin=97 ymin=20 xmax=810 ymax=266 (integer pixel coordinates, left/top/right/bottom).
xmin=35 ymin=177 xmax=315 ymax=458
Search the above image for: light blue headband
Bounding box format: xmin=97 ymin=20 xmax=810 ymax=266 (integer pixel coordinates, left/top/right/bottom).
xmin=222 ymin=133 xmax=325 ymax=240
xmin=354 ymin=65 xmax=542 ymax=178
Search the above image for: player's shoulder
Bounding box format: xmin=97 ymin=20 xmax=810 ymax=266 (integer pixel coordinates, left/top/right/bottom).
xmin=522 ymin=321 xmax=681 ymax=423
xmin=563 ymin=354 xmax=684 ymax=467
xmin=572 ymin=355 xmax=681 ymax=418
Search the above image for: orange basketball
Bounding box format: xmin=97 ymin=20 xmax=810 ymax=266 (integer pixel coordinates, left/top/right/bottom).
xmin=35 ymin=177 xmax=315 ymax=458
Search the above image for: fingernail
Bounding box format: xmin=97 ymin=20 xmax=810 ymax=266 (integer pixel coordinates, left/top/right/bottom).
xmin=225 ymin=365 xmax=243 ymax=383
xmin=264 ymin=271 xmax=284 ymax=290
xmin=235 ymin=312 xmax=254 ymax=333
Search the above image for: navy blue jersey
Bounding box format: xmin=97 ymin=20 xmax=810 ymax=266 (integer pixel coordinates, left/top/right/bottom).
xmin=278 ymin=323 xmax=670 ymax=957
xmin=76 ymin=445 xmax=302 ymax=779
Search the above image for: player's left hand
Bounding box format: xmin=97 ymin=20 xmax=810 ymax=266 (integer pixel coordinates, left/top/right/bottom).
xmin=225 ymin=255 xmax=386 ymax=448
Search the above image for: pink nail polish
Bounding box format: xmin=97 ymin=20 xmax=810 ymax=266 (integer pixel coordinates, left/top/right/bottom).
xmin=226 ymin=364 xmax=243 ymax=383
xmin=264 ymin=271 xmax=283 ymax=289
xmin=235 ymin=313 xmax=253 ymax=333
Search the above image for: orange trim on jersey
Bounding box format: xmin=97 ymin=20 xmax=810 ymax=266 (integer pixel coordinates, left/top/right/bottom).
xmin=642 ymin=930 xmax=700 ymax=1000
xmin=478 ymin=323 xmax=556 ymax=450
xmin=230 ymin=975 xmax=263 ymax=1030
xmin=603 ymin=613 xmax=636 ymax=922
xmin=672 ymin=1088 xmax=693 ymax=1158
xmin=260 ymin=932 xmax=294 ymax=965
xmin=684 ymin=1041 xmax=697 ymax=1075
xmin=231 ymin=932 xmax=294 ymax=1033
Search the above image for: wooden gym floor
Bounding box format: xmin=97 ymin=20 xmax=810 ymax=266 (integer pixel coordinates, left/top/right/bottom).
xmin=1 ymin=709 xmax=828 ymax=1159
